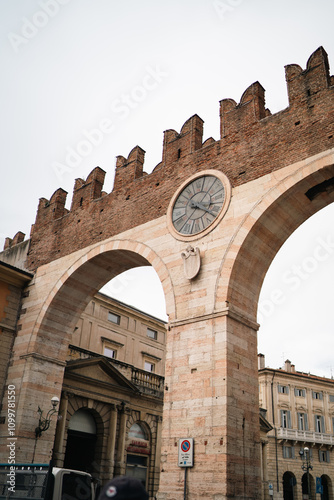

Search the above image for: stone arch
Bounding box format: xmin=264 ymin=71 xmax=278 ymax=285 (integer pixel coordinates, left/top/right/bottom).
xmin=215 ymin=157 xmax=334 ymax=321
xmin=127 ymin=419 xmax=150 ymax=441
xmin=321 ymin=474 xmax=332 ymax=500
xmin=125 ymin=413 xmax=155 ymax=492
xmin=30 ymin=239 xmax=174 ymax=362
xmin=282 ymin=471 xmax=297 ymax=500
xmin=302 ymin=472 xmax=315 ymax=500
xmin=63 ymin=400 xmax=105 ymax=475
xmin=126 ymin=412 xmax=156 ymax=451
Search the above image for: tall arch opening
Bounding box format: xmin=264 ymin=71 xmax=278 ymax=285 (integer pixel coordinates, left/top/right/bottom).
xmin=224 ymin=163 xmax=334 ymax=321
xmin=17 ymin=242 xmax=171 ymax=494
xmin=258 ymin=202 xmax=334 ymax=376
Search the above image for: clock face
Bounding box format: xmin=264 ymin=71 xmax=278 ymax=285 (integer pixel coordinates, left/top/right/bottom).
xmin=172 ymin=174 xmax=226 ymax=236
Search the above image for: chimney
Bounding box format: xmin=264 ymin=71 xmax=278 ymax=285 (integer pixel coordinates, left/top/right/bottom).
xmin=284 ymin=359 xmax=292 ymax=372
xmin=258 ymin=353 xmax=265 ymax=370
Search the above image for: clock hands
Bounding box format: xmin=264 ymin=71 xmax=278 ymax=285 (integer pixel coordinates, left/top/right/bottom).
xmin=190 ymin=200 xmax=216 ymax=217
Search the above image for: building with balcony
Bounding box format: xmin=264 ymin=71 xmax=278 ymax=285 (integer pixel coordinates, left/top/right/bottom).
xmin=258 ymin=355 xmax=334 ymax=500
xmin=51 ymin=291 xmax=167 ymax=498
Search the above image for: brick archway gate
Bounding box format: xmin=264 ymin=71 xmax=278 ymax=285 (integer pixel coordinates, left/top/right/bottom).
xmin=1 ymin=47 xmax=333 ymax=500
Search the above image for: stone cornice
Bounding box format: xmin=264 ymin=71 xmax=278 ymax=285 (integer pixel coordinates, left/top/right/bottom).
xmin=19 ymin=352 xmax=67 ymax=367
xmin=169 ymin=305 xmax=259 ymax=331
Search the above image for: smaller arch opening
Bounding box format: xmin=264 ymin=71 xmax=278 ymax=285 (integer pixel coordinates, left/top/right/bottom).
xmin=283 ymin=471 xmax=296 ymax=500
xmin=126 ymin=422 xmax=150 ymax=489
xmin=64 ymin=409 xmax=97 ymax=473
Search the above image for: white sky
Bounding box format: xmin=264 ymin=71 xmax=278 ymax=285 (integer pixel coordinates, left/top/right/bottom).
xmin=1 ymin=0 xmax=334 ymax=378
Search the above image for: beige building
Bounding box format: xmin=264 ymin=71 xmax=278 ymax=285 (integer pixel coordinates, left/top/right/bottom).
xmin=258 ymin=355 xmax=334 ymax=500
xmin=51 ymin=291 xmax=167 ymax=497
xmin=71 ymin=292 xmax=166 ymax=376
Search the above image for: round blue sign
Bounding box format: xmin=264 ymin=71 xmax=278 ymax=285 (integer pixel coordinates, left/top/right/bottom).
xmin=181 ymin=440 xmax=191 ymax=452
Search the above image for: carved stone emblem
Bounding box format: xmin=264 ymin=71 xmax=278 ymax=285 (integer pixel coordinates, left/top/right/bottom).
xmin=181 ymin=245 xmax=201 ymax=279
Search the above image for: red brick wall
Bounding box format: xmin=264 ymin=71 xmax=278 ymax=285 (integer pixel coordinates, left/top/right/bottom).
xmin=22 ymin=47 xmax=334 ymax=270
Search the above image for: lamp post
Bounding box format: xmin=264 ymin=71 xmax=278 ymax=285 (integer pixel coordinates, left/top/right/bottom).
xmin=35 ymin=396 xmax=60 ymax=438
xmin=300 ymin=446 xmax=313 ymax=500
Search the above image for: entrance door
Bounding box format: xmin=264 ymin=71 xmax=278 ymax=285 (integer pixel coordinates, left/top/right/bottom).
xmin=321 ymin=476 xmax=329 ymax=500
xmin=283 ymin=472 xmax=296 ymax=500
xmin=64 ymin=409 xmax=97 ymax=473
xmin=64 ymin=429 xmax=97 ymax=472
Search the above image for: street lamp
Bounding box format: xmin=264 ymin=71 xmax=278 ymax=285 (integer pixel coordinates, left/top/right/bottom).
xmin=300 ymin=446 xmax=313 ymax=500
xmin=35 ymin=396 xmax=59 ymax=438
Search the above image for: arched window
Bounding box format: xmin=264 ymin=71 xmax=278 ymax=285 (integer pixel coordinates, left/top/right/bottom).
xmin=128 ymin=423 xmax=147 ymax=440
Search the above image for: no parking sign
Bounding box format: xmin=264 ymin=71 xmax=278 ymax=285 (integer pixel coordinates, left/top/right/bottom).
xmin=178 ymin=438 xmax=194 ymax=467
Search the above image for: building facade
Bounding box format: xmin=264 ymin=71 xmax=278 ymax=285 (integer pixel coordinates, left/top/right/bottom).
xmin=52 ymin=292 xmax=166 ymax=496
xmin=258 ymin=355 xmax=334 ymax=500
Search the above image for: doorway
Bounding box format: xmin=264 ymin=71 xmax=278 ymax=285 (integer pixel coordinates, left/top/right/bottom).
xmin=64 ymin=409 xmax=97 ymax=473
xmin=283 ymin=471 xmax=296 ymax=500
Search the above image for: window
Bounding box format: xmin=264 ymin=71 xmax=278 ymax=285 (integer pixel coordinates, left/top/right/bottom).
xmin=147 ymin=328 xmax=157 ymax=340
xmin=281 ymin=410 xmax=292 ymax=429
xmin=104 ymin=347 xmax=116 ymax=359
xmin=108 ymin=312 xmax=120 ymax=324
xmin=298 ymin=413 xmax=308 ymax=431
xmin=144 ymin=361 xmax=154 ymax=372
xmin=128 ymin=423 xmax=147 ymax=440
xmin=329 ymin=395 xmax=334 ymax=403
xmin=315 ymin=415 xmax=325 ymax=433
xmin=278 ymin=385 xmax=289 ymax=394
xmin=295 ymin=388 xmax=306 ymax=397
xmin=283 ymin=446 xmax=295 ymax=458
xmin=312 ymin=391 xmax=323 ymax=400
xmin=319 ymin=450 xmax=330 ymax=463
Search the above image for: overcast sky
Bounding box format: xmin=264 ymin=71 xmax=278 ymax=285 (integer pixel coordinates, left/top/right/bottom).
xmin=1 ymin=0 xmax=334 ymax=378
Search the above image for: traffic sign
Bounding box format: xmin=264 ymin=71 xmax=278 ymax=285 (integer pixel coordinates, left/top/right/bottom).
xmin=178 ymin=438 xmax=194 ymax=467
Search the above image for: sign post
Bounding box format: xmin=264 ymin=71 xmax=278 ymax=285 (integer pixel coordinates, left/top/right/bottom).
xmin=178 ymin=439 xmax=194 ymax=500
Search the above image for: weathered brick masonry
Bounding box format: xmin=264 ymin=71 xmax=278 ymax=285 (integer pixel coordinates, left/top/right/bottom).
xmin=20 ymin=46 xmax=333 ymax=270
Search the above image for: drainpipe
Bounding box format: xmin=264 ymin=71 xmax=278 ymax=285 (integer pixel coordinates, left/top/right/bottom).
xmin=271 ymin=371 xmax=279 ymax=493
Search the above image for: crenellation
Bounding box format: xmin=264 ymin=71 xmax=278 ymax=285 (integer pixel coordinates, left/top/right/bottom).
xmin=70 ymin=166 xmax=106 ymax=210
xmin=3 ymin=47 xmax=333 ymax=272
xmin=4 ymin=231 xmax=25 ymax=250
xmin=34 ymin=188 xmax=68 ymax=229
xmin=219 ymin=81 xmax=267 ymax=138
xmin=285 ymin=46 xmax=331 ymax=107
xmin=113 ymin=146 xmax=145 ymax=191
xmin=163 ymin=115 xmax=204 ymax=164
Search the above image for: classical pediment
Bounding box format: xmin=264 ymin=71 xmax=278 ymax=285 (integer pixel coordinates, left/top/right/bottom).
xmin=64 ymin=356 xmax=139 ymax=394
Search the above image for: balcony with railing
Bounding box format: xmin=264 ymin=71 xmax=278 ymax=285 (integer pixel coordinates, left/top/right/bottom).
xmin=67 ymin=344 xmax=164 ymax=398
xmin=277 ymin=427 xmax=334 ymax=446
xmin=131 ymin=367 xmax=165 ymax=397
